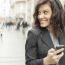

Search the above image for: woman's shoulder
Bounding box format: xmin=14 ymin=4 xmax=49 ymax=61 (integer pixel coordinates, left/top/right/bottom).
xmin=27 ymin=26 xmax=47 ymax=37
xmin=28 ymin=26 xmax=41 ymax=36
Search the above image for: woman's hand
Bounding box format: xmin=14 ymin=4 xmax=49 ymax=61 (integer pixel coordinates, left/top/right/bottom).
xmin=43 ymin=48 xmax=64 ymax=65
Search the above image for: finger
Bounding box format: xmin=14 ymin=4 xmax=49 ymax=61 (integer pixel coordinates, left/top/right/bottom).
xmin=57 ymin=52 xmax=64 ymax=60
xmin=48 ymin=48 xmax=56 ymax=57
xmin=48 ymin=48 xmax=55 ymax=53
xmin=54 ymin=48 xmax=64 ymax=55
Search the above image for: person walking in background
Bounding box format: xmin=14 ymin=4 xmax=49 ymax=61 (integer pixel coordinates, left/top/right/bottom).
xmin=25 ymin=0 xmax=65 ymax=65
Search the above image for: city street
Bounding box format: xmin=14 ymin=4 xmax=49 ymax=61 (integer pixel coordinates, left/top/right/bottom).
xmin=0 ymin=29 xmax=26 ymax=65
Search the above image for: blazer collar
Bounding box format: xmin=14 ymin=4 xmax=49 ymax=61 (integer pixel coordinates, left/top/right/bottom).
xmin=40 ymin=28 xmax=55 ymax=48
xmin=40 ymin=28 xmax=65 ymax=49
xmin=58 ymin=33 xmax=65 ymax=45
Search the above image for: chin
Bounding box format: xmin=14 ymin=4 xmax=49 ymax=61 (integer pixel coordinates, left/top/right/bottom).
xmin=40 ymin=24 xmax=47 ymax=28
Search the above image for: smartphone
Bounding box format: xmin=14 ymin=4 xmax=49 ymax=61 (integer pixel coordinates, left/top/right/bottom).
xmin=56 ymin=45 xmax=65 ymax=50
xmin=55 ymin=45 xmax=65 ymax=55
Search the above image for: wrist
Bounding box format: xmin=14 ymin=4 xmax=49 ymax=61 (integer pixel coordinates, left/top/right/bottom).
xmin=43 ymin=57 xmax=50 ymax=65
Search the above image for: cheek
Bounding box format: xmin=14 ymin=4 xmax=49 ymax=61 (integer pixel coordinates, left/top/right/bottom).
xmin=38 ymin=15 xmax=40 ymax=20
xmin=47 ymin=15 xmax=52 ymax=21
xmin=47 ymin=15 xmax=52 ymax=24
xmin=37 ymin=16 xmax=39 ymax=19
xmin=48 ymin=13 xmax=51 ymax=17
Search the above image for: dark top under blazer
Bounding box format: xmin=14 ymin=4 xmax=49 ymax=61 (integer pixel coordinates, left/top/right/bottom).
xmin=25 ymin=27 xmax=65 ymax=65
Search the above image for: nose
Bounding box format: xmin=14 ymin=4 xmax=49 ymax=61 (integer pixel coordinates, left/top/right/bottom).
xmin=38 ymin=13 xmax=44 ymax=19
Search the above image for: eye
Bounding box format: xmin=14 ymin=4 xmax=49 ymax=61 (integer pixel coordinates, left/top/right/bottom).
xmin=44 ymin=11 xmax=48 ymax=15
xmin=38 ymin=11 xmax=41 ymax=15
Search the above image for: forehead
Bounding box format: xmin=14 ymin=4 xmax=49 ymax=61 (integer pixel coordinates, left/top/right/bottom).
xmin=38 ymin=4 xmax=52 ymax=11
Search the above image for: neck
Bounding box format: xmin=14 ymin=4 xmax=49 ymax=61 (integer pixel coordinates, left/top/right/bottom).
xmin=47 ymin=25 xmax=55 ymax=37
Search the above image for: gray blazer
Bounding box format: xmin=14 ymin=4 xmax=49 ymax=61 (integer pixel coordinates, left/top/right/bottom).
xmin=25 ymin=27 xmax=65 ymax=65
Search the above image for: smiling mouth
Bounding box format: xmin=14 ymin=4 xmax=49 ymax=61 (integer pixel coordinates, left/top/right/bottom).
xmin=40 ymin=19 xmax=47 ymax=21
xmin=40 ymin=20 xmax=47 ymax=22
xmin=41 ymin=20 xmax=47 ymax=21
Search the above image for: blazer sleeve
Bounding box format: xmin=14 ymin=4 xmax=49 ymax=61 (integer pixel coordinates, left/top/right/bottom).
xmin=25 ymin=30 xmax=43 ymax=65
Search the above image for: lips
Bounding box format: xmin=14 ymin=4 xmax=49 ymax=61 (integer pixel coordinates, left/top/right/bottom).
xmin=39 ymin=19 xmax=47 ymax=21
xmin=41 ymin=20 xmax=47 ymax=21
xmin=40 ymin=20 xmax=47 ymax=23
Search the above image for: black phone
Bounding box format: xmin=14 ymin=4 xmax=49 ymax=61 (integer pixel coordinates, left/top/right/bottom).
xmin=56 ymin=45 xmax=65 ymax=50
xmin=55 ymin=45 xmax=65 ymax=55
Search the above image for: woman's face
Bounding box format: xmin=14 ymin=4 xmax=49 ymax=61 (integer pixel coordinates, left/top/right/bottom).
xmin=38 ymin=4 xmax=52 ymax=28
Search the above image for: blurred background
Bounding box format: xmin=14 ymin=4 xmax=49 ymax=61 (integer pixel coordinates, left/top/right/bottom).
xmin=0 ymin=0 xmax=64 ymax=65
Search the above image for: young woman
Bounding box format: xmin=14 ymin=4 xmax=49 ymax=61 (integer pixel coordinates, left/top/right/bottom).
xmin=25 ymin=0 xmax=65 ymax=65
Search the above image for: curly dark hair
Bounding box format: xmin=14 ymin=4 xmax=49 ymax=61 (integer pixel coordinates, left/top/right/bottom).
xmin=33 ymin=0 xmax=65 ymax=36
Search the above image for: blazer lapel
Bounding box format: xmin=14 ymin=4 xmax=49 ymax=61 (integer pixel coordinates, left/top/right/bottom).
xmin=40 ymin=29 xmax=54 ymax=48
xmin=58 ymin=33 xmax=65 ymax=45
